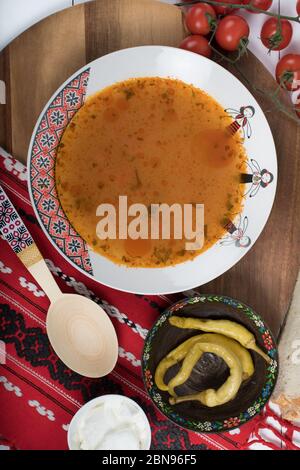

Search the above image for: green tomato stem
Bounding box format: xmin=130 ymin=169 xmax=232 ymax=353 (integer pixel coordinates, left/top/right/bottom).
xmin=175 ymin=0 xmax=300 ymax=23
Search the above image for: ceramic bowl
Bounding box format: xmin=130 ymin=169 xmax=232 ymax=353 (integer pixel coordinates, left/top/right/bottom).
xmin=28 ymin=46 xmax=277 ymax=294
xmin=142 ymin=295 xmax=278 ymax=433
xmin=67 ymin=394 xmax=152 ymax=450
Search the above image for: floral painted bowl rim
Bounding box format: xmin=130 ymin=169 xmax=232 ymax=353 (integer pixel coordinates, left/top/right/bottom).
xmin=142 ymin=294 xmax=279 ymax=434
xmin=27 ymin=45 xmax=277 ymax=295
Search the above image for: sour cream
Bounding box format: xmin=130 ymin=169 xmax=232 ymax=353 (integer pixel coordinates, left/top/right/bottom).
xmin=68 ymin=395 xmax=151 ymax=450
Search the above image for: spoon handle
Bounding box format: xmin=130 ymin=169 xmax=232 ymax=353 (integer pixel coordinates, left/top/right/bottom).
xmin=0 ymin=185 xmax=62 ymax=304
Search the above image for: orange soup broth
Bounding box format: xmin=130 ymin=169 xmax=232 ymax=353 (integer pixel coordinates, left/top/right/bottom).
xmin=56 ymin=77 xmax=247 ymax=267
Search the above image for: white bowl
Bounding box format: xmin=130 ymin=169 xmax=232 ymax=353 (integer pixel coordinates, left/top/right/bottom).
xmin=28 ymin=46 xmax=277 ymax=294
xmin=67 ymin=395 xmax=152 ymax=450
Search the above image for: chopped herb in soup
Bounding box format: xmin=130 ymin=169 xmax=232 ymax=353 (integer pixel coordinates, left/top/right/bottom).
xmin=56 ymin=77 xmax=247 ymax=267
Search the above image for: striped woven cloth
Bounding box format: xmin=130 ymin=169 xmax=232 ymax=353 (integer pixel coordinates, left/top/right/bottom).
xmin=0 ymin=149 xmax=298 ymax=450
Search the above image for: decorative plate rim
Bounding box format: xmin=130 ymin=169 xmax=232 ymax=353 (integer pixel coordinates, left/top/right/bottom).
xmin=141 ymin=294 xmax=279 ymax=434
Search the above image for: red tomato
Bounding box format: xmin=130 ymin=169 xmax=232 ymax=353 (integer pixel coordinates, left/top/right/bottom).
xmin=185 ymin=3 xmax=217 ymax=35
xmin=297 ymin=0 xmax=300 ymax=15
xmin=261 ymin=18 xmax=293 ymax=51
xmin=180 ymin=35 xmax=212 ymax=58
xmin=243 ymin=0 xmax=273 ymax=13
xmin=276 ymin=54 xmax=300 ymax=91
xmin=215 ymin=15 xmax=250 ymax=52
xmin=214 ymin=0 xmax=242 ymax=15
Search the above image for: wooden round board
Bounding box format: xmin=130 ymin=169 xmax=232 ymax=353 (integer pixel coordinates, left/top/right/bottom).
xmin=0 ymin=0 xmax=299 ymax=336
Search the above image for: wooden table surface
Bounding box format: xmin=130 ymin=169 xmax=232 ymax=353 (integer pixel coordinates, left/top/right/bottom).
xmin=0 ymin=0 xmax=299 ymax=335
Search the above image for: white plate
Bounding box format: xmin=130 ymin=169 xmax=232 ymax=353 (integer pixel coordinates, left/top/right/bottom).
xmin=28 ymin=46 xmax=277 ymax=295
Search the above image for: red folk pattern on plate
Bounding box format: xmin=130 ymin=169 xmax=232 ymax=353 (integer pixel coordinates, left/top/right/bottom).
xmin=30 ymin=69 xmax=92 ymax=275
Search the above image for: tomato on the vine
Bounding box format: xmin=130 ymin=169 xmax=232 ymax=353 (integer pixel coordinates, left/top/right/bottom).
xmin=215 ymin=15 xmax=250 ymax=52
xmin=261 ymin=18 xmax=293 ymax=51
xmin=243 ymin=0 xmax=273 ymax=13
xmin=180 ymin=35 xmax=212 ymax=58
xmin=276 ymin=54 xmax=300 ymax=91
xmin=297 ymin=0 xmax=300 ymax=16
xmin=213 ymin=0 xmax=242 ymax=15
xmin=185 ymin=3 xmax=216 ymax=35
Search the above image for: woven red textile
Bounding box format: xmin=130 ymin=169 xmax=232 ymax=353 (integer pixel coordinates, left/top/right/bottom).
xmin=0 ymin=150 xmax=294 ymax=451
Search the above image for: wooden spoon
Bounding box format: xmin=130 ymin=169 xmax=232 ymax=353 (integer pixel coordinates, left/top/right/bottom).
xmin=0 ymin=186 xmax=118 ymax=378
